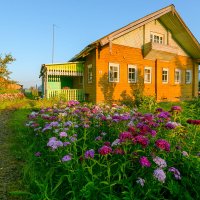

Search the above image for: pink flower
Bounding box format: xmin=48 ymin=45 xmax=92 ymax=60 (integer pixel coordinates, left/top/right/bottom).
xmin=155 ymin=139 xmax=170 ymax=152
xmin=98 ymin=145 xmax=112 ymax=155
xmin=139 ymin=156 xmax=151 ymax=167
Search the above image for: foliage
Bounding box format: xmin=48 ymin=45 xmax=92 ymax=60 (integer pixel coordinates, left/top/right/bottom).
xmin=17 ymin=100 xmax=200 ymax=200
xmin=0 ymin=53 xmax=15 ymax=80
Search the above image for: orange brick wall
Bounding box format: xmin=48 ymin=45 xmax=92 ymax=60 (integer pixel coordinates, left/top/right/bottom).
xmin=92 ymin=43 xmax=198 ymax=103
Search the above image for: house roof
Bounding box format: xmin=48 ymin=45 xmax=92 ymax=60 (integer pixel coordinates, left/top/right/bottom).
xmin=69 ymin=4 xmax=200 ymax=62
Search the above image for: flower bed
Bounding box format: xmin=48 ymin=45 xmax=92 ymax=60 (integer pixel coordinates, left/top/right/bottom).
xmin=25 ymin=101 xmax=200 ymax=199
xmin=0 ymin=92 xmax=25 ymax=101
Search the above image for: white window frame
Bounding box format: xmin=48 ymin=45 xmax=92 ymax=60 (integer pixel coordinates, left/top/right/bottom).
xmin=144 ymin=67 xmax=152 ymax=84
xmin=175 ymin=69 xmax=181 ymax=84
xmin=150 ymin=32 xmax=164 ymax=44
xmin=87 ymin=64 xmax=92 ymax=83
xmin=162 ymin=68 xmax=169 ymax=84
xmin=109 ymin=63 xmax=120 ymax=83
xmin=186 ymin=69 xmax=192 ymax=84
xmin=128 ymin=64 xmax=137 ymax=83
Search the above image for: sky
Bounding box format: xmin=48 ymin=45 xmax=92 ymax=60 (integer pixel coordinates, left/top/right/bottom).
xmin=0 ymin=0 xmax=200 ymax=88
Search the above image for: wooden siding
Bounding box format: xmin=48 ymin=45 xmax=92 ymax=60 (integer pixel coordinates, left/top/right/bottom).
xmin=84 ymin=49 xmax=96 ymax=102
xmin=112 ymin=20 xmax=189 ymax=57
xmin=95 ymin=43 xmax=197 ymax=103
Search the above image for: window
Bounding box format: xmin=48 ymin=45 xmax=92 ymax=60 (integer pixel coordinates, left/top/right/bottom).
xmin=128 ymin=65 xmax=137 ymax=83
xmin=175 ymin=69 xmax=181 ymax=84
xmin=162 ymin=68 xmax=169 ymax=83
xmin=109 ymin=63 xmax=119 ymax=82
xmin=150 ymin=32 xmax=164 ymax=44
xmin=88 ymin=64 xmax=92 ymax=83
xmin=186 ymin=70 xmax=192 ymax=84
xmin=144 ymin=67 xmax=152 ymax=83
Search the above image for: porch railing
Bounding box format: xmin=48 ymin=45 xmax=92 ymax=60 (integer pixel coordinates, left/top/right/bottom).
xmin=47 ymin=89 xmax=84 ymax=101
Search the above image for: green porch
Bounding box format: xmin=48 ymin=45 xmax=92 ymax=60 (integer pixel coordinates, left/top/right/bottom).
xmin=40 ymin=62 xmax=85 ymax=101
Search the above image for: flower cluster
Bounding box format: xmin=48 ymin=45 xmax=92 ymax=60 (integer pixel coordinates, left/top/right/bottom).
xmin=26 ymin=100 xmax=184 ymax=188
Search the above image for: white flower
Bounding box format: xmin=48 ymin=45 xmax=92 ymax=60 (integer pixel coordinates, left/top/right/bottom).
xmin=136 ymin=177 xmax=145 ymax=187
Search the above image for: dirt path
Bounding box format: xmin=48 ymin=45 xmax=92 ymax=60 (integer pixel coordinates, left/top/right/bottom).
xmin=0 ymin=109 xmax=23 ymax=200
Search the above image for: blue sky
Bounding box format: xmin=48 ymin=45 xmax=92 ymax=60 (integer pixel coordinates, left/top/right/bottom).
xmin=0 ymin=0 xmax=200 ymax=88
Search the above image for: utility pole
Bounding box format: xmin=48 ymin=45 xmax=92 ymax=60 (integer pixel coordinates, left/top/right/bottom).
xmin=52 ymin=24 xmax=55 ymax=63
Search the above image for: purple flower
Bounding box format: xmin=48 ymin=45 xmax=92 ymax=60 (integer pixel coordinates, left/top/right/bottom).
xmin=153 ymin=168 xmax=166 ymax=183
xmin=64 ymin=121 xmax=73 ymax=127
xmin=84 ymin=149 xmax=95 ymax=159
xmin=35 ymin=152 xmax=41 ymax=157
xmin=165 ymin=122 xmax=176 ymax=129
xmin=59 ymin=131 xmax=68 ymax=138
xmin=62 ymin=154 xmax=72 ymax=162
xmin=63 ymin=141 xmax=71 ymax=146
xmin=155 ymin=139 xmax=170 ymax=152
xmin=153 ymin=156 xmax=167 ymax=168
xmin=168 ymin=167 xmax=181 ymax=180
xmin=139 ymin=156 xmax=151 ymax=167
xmin=98 ymin=145 xmax=112 ymax=155
xmin=136 ymin=177 xmax=145 ymax=187
xmin=47 ymin=137 xmax=63 ymax=150
xmin=50 ymin=121 xmax=59 ymax=127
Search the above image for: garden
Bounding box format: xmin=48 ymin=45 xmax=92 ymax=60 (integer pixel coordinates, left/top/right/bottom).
xmin=5 ymin=97 xmax=199 ymax=200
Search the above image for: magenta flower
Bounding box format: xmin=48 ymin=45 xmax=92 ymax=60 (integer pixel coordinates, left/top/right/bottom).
xmin=187 ymin=119 xmax=200 ymax=125
xmin=155 ymin=139 xmax=170 ymax=152
xmin=98 ymin=145 xmax=112 ymax=155
xmin=62 ymin=154 xmax=72 ymax=162
xmin=139 ymin=156 xmax=151 ymax=167
xmin=134 ymin=135 xmax=149 ymax=148
xmin=168 ymin=167 xmax=181 ymax=180
xmin=113 ymin=148 xmax=124 ymax=155
xmin=171 ymin=106 xmax=182 ymax=112
xmin=84 ymin=149 xmax=95 ymax=159
xmin=119 ymin=131 xmax=133 ymax=142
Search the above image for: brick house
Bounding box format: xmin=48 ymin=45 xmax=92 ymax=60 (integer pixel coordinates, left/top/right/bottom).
xmin=40 ymin=4 xmax=200 ymax=103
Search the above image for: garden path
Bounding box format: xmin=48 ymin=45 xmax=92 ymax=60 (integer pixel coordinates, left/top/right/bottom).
xmin=0 ymin=109 xmax=23 ymax=200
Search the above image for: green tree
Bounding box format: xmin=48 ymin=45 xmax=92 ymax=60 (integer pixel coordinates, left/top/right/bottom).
xmin=0 ymin=53 xmax=15 ymax=80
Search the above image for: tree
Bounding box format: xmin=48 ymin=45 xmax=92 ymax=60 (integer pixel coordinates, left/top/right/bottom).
xmin=0 ymin=53 xmax=15 ymax=80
